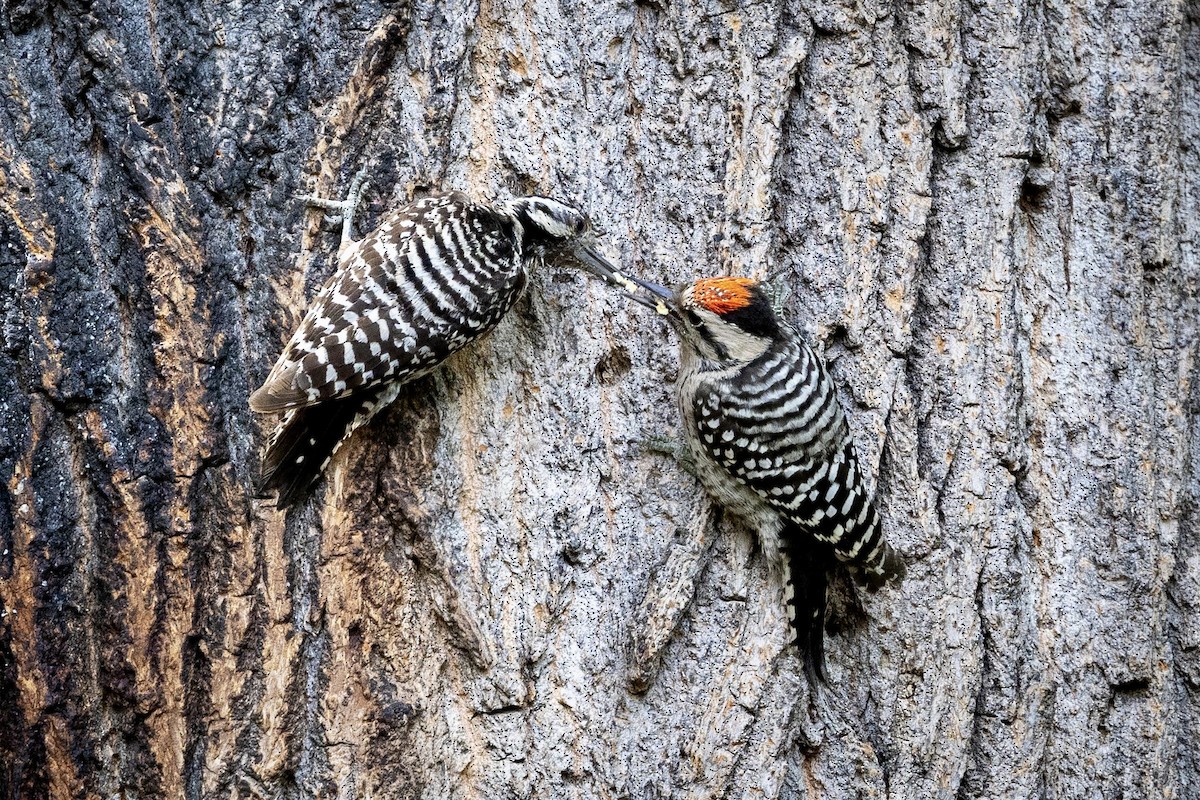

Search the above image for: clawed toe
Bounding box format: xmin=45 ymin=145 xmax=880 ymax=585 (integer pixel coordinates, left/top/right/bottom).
xmin=299 ymin=166 xmax=371 ymax=247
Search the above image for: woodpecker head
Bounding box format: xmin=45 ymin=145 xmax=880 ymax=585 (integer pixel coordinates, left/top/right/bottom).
xmin=503 ymin=196 xmax=620 ymax=279
xmin=600 ymin=273 xmax=783 ymax=363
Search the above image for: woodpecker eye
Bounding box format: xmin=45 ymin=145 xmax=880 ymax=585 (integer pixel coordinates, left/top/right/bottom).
xmin=574 ymin=216 xmax=587 ymax=235
xmin=685 ymin=309 xmax=703 ymax=328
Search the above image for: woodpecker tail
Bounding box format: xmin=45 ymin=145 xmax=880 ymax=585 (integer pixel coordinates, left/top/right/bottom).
xmin=781 ymin=533 xmax=836 ymax=685
xmin=257 ymin=385 xmax=392 ymax=508
xmin=858 ymin=537 xmax=906 ymax=590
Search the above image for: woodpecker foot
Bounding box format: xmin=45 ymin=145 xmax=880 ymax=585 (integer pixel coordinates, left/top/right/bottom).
xmin=298 ymin=166 xmax=370 ymax=249
xmin=641 ymin=435 xmax=698 ymax=477
xmin=764 ymin=279 xmax=792 ymax=318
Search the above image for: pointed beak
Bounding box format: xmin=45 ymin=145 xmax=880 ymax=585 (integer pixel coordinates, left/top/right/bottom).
xmin=613 ymin=272 xmax=678 ymax=317
xmin=570 ymin=241 xmax=627 ymax=287
xmin=570 ymin=242 xmax=680 ymax=318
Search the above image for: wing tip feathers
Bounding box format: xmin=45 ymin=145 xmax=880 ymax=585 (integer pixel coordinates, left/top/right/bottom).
xmin=860 ymin=544 xmax=906 ymax=591
xmin=249 ymin=382 xmax=304 ymax=414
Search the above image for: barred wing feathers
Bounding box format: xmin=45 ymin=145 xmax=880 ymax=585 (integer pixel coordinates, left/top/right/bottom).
xmin=249 ymin=192 xmax=525 ymax=414
xmin=250 ymin=191 xmax=528 ymax=507
xmin=690 ymin=336 xmax=905 ymax=585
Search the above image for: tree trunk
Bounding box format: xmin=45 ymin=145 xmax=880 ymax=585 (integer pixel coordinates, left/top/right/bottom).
xmin=1 ymin=0 xmax=1197 ymax=796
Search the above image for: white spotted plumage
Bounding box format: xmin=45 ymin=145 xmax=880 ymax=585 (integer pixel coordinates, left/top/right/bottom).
xmin=593 ymin=274 xmax=905 ymax=683
xmin=684 ymin=337 xmax=887 ymax=559
xmin=250 ymin=187 xmax=613 ymax=507
xmin=675 ymin=286 xmax=903 ymax=682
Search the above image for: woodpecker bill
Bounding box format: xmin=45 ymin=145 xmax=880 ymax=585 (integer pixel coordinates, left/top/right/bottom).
xmin=250 ymin=176 xmax=619 ymax=507
xmin=594 ymin=269 xmax=905 ymax=682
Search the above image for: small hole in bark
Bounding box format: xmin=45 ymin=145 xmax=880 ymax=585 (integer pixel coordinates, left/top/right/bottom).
xmin=822 ymin=323 xmax=858 ymax=357
xmin=1019 ymin=178 xmax=1050 ymax=213
xmin=1048 ymin=98 xmax=1082 ymax=120
xmin=594 ymin=345 xmax=632 ymax=385
xmin=561 ymin=542 xmax=583 ymax=566
xmin=1113 ymin=677 xmax=1150 ymax=694
xmin=378 ymin=701 xmax=417 ymax=727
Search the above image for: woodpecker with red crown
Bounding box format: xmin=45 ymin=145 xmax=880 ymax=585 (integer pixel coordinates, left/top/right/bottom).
xmin=589 ymin=268 xmax=905 ymax=682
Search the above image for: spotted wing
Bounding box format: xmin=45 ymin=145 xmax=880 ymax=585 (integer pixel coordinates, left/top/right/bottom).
xmin=249 ymin=192 xmax=525 ymax=413
xmin=691 ymin=337 xmax=902 ymax=584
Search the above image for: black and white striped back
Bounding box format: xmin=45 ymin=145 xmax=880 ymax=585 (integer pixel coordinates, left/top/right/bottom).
xmin=688 ymin=333 xmax=903 ymax=586
xmin=252 ymin=192 xmax=527 ymax=414
xmin=251 ymin=192 xmax=531 ymax=507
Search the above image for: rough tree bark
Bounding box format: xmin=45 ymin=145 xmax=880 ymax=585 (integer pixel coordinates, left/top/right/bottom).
xmin=1 ymin=0 xmax=1197 ymax=797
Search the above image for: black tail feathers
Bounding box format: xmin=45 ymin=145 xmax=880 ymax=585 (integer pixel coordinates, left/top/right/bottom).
xmin=257 ymin=390 xmax=382 ymax=509
xmin=782 ymin=536 xmax=836 ymax=686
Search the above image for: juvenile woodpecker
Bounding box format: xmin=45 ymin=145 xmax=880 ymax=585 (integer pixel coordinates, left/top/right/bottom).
xmin=250 ymin=176 xmax=617 ymax=507
xmin=593 ymin=271 xmax=904 ymax=681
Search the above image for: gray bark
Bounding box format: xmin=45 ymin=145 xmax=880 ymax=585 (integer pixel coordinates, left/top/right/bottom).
xmin=0 ymin=0 xmax=1197 ymax=797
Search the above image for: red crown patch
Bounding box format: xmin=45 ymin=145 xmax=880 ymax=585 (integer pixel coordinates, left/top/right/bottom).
xmin=691 ymin=277 xmax=756 ymax=315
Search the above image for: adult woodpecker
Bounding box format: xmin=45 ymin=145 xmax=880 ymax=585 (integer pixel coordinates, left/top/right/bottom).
xmin=592 ymin=269 xmax=905 ymax=681
xmin=250 ymin=173 xmax=618 ymax=507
